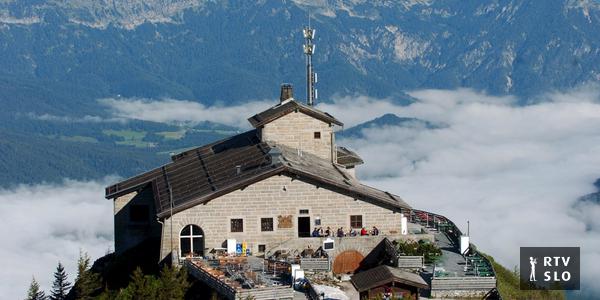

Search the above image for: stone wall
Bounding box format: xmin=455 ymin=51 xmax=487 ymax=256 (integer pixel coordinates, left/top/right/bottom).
xmin=430 ymin=277 xmax=497 ymax=298
xmin=261 ymin=111 xmax=335 ymax=161
xmin=159 ymin=175 xmax=404 ymax=261
xmin=113 ymin=186 xmax=162 ymax=254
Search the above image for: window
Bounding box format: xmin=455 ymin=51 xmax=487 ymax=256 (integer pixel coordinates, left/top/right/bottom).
xmin=230 ymin=219 xmax=244 ymax=232
xmin=261 ymin=218 xmax=274 ymax=232
xmin=314 ymin=132 xmax=321 ymax=139
xmin=350 ymin=215 xmax=363 ymax=228
xmin=299 ymin=209 xmax=309 ymax=214
xmin=129 ymin=205 xmax=148 ymax=223
xmin=180 ymin=225 xmax=204 ymax=258
xmin=258 ymin=244 xmax=266 ymax=253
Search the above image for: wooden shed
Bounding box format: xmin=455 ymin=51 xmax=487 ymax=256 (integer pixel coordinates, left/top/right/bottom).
xmin=351 ymin=265 xmax=428 ymax=300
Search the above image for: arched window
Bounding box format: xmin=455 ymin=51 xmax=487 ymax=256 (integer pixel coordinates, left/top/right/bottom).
xmin=180 ymin=225 xmax=204 ymax=258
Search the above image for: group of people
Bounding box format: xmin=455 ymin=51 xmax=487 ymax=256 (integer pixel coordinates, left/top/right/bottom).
xmin=311 ymin=226 xmax=379 ymax=237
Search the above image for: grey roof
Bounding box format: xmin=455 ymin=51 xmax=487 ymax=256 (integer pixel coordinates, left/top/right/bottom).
xmin=358 ymin=238 xmax=399 ymax=272
xmin=351 ymin=265 xmax=429 ymax=291
xmin=105 ymin=130 xmax=409 ymax=218
xmin=336 ymin=146 xmax=364 ymax=167
xmin=247 ymin=100 xmax=343 ymax=128
xmin=277 ymin=145 xmax=408 ymax=211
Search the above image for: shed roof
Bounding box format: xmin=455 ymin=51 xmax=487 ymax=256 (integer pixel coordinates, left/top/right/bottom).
xmin=336 ymin=146 xmax=364 ymax=167
xmin=247 ymin=99 xmax=343 ymax=128
xmin=105 ymin=129 xmax=409 ymax=218
xmin=358 ymin=238 xmax=399 ymax=272
xmin=351 ymin=265 xmax=429 ymax=292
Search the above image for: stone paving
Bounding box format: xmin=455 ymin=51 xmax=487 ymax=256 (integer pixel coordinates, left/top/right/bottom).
xmin=433 ymin=231 xmax=467 ymax=277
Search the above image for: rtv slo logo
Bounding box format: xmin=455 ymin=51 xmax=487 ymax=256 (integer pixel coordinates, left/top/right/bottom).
xmin=529 ymin=256 xmax=572 ymax=282
xmin=521 ymin=247 xmax=579 ymax=290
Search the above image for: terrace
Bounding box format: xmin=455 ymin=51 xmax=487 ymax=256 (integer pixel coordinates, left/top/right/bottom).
xmin=265 ymin=221 xmax=434 ymax=260
xmin=408 ymin=209 xmax=498 ymax=298
xmin=183 ymin=256 xmax=295 ymax=300
xmin=182 ymin=211 xmax=499 ymax=299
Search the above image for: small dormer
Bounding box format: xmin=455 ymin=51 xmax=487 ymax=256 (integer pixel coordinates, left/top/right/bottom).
xmin=247 ymin=84 xmax=343 ymax=162
xmin=336 ymin=146 xmax=364 ymax=178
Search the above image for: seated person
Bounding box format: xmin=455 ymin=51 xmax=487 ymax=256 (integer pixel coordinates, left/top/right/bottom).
xmin=325 ymin=227 xmax=331 ymax=237
xmin=311 ymin=227 xmax=320 ymax=237
xmin=349 ymin=228 xmax=357 ymax=236
xmin=360 ymin=227 xmax=368 ymax=236
xmin=371 ymin=226 xmax=379 ymax=236
xmin=337 ymin=227 xmax=345 ymax=237
xmin=318 ymin=227 xmax=324 ymax=236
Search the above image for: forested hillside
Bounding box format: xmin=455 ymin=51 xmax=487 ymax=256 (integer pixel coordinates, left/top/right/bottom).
xmin=2 ymin=0 xmax=600 ymax=185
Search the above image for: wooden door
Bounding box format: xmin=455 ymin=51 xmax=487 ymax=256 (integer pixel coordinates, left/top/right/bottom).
xmin=333 ymin=250 xmax=364 ymax=274
xmin=298 ymin=217 xmax=311 ymax=237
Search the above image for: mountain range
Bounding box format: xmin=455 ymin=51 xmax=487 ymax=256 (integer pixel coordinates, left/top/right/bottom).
xmin=1 ymin=0 xmax=600 ymax=185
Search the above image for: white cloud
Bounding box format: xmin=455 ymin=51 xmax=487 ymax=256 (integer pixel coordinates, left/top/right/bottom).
xmin=0 ymin=180 xmax=114 ymax=300
xmin=335 ymin=86 xmax=600 ymax=297
xmin=316 ymin=88 xmax=518 ymax=128
xmin=99 ymin=97 xmax=273 ymax=128
xmin=25 ymin=112 xmax=126 ymax=124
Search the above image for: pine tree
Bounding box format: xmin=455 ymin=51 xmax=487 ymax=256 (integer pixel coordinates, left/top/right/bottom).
xmin=73 ymin=251 xmax=102 ymax=300
xmin=77 ymin=250 xmax=91 ymax=282
xmin=157 ymin=265 xmax=189 ymax=300
xmin=26 ymin=277 xmax=46 ymax=300
xmin=113 ymin=267 xmax=166 ymax=300
xmin=117 ymin=267 xmax=159 ymax=300
xmin=50 ymin=262 xmax=71 ymax=300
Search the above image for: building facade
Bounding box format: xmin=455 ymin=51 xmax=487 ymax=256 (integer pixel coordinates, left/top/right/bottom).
xmin=105 ymin=87 xmax=412 ymax=263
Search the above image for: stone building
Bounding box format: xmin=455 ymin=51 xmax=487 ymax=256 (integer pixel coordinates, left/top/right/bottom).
xmin=104 ymin=85 xmax=413 ymax=263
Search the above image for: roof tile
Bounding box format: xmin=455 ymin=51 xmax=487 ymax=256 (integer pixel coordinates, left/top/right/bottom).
xmin=105 ymin=129 xmax=409 ymax=218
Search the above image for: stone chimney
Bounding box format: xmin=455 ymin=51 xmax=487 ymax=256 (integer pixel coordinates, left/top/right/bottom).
xmin=280 ymin=83 xmax=293 ymax=103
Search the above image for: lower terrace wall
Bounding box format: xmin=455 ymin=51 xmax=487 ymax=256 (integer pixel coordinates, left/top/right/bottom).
xmin=430 ymin=277 xmax=497 ymax=298
xmin=160 ymin=175 xmax=405 ymax=261
xmin=397 ymin=256 xmax=424 ymax=269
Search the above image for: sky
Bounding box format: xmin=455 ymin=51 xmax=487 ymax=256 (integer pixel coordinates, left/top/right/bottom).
xmin=2 ymin=85 xmax=600 ymax=298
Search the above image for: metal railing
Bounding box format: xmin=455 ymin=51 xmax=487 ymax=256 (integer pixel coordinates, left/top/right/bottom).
xmin=409 ymin=209 xmax=496 ymax=274
xmin=408 ymin=209 xmax=501 ymax=299
xmin=183 ymin=260 xmax=237 ymax=298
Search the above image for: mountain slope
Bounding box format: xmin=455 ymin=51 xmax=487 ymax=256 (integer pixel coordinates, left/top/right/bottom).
xmin=337 ymin=113 xmax=439 ymax=139
xmin=1 ymin=0 xmax=600 ymax=115
xmin=2 ymin=0 xmax=600 ymax=185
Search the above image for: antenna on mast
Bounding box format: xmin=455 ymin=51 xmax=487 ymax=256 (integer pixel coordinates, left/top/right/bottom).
xmin=303 ymin=14 xmax=316 ymax=106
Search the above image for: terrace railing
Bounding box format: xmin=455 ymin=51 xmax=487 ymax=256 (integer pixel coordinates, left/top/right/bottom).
xmin=184 ymin=260 xmax=237 ymax=299
xmin=409 ymin=209 xmax=496 ymax=275
xmin=408 ymin=209 xmax=501 ymax=299
xmin=184 ymin=259 xmax=294 ymax=300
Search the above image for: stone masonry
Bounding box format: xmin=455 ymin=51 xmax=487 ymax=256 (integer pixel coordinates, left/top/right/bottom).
xmin=158 ymin=175 xmax=402 ymax=261
xmin=113 ymin=187 xmax=161 ymax=254
xmin=261 ymin=111 xmax=335 ymax=162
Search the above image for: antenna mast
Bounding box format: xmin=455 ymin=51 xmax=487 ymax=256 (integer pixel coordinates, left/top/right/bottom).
xmin=303 ymin=16 xmax=317 ymax=106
